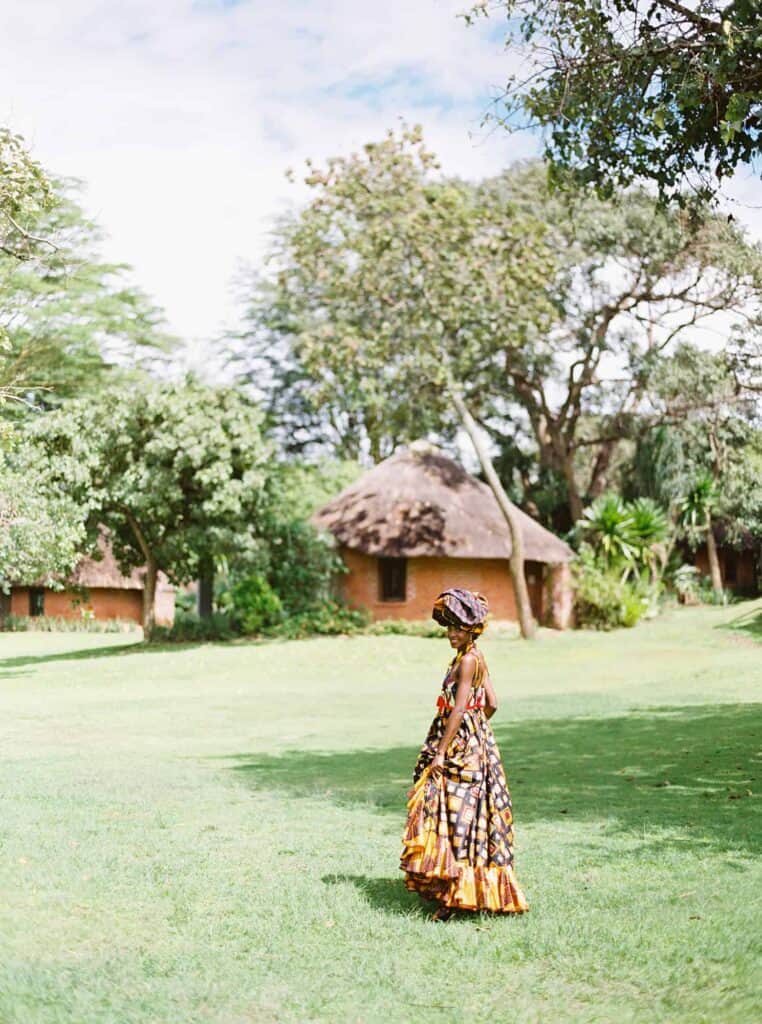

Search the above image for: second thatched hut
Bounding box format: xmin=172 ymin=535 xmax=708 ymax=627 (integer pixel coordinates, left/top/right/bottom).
xmin=313 ymin=443 xmax=574 ymax=628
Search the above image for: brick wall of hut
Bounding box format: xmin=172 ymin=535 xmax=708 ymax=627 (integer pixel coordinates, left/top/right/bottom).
xmin=9 ymin=586 xmax=175 ymax=625
xmin=339 ymin=547 xmax=549 ymax=623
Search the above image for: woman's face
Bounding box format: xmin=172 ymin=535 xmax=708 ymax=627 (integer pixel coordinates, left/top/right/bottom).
xmin=447 ymin=625 xmax=471 ymax=649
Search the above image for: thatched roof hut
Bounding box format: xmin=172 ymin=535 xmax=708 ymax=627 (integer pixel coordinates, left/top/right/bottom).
xmin=313 ymin=444 xmax=574 ymax=627
xmin=313 ymin=445 xmax=573 ymax=563
xmin=5 ymin=532 xmax=174 ymax=626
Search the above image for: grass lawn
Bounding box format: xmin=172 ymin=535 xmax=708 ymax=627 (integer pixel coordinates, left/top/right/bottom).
xmin=1 ymin=602 xmax=761 ymax=1024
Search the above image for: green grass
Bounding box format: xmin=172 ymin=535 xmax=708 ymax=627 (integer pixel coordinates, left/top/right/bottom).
xmin=1 ymin=602 xmax=761 ymax=1024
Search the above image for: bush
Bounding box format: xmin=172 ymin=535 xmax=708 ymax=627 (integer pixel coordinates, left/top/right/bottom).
xmin=672 ymin=564 xmax=701 ymax=604
xmin=573 ymin=547 xmax=649 ymax=630
xmin=265 ymin=601 xmax=369 ymax=639
xmin=151 ymin=609 xmax=236 ymax=643
xmin=264 ymin=519 xmax=345 ymax=616
xmin=224 ymin=575 xmax=283 ymax=634
xmin=0 ymin=614 xmax=138 ymax=633
xmin=366 ymin=619 xmax=447 ymax=638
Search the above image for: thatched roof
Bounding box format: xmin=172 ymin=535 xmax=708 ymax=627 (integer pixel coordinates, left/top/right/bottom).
xmin=313 ymin=444 xmax=573 ymax=563
xmin=68 ymin=533 xmax=173 ymax=592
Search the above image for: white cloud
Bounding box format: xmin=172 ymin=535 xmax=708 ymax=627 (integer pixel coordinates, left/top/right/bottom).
xmin=1 ymin=0 xmax=760 ymax=375
xmin=0 ymin=0 xmax=530 ymax=361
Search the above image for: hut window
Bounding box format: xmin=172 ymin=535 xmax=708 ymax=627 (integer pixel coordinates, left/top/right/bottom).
xmin=29 ymin=588 xmax=45 ymax=617
xmin=379 ymin=557 xmax=407 ymax=602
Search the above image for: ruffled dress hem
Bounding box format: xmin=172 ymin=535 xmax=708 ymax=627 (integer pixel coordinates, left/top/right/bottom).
xmin=400 ymin=769 xmax=528 ymax=914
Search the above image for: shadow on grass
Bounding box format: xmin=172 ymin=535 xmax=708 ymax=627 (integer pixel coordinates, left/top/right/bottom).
xmin=230 ymin=703 xmax=762 ymax=856
xmin=0 ymin=639 xmax=209 ymax=669
xmin=322 ymin=874 xmax=432 ymax=917
xmin=720 ymin=605 xmax=762 ymax=643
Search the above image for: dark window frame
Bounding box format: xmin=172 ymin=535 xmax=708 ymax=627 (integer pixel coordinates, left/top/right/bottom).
xmin=378 ymin=557 xmax=407 ymax=602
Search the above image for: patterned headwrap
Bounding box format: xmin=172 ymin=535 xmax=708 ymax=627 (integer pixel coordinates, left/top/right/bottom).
xmin=432 ymin=588 xmax=489 ymax=636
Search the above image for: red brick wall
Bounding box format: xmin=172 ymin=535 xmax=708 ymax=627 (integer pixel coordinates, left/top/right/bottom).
xmin=10 ymin=587 xmax=144 ymax=623
xmin=339 ymin=548 xmax=546 ymax=622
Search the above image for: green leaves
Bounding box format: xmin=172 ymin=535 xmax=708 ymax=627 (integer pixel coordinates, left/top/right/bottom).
xmin=0 ymin=440 xmax=85 ymax=589
xmin=0 ymin=181 xmax=173 ymax=412
xmin=468 ymin=0 xmax=762 ymax=204
xmin=241 ymin=127 xmax=556 ymax=460
xmin=0 ymin=128 xmax=52 ymax=261
xmin=29 ymin=380 xmax=271 ymax=591
xmin=578 ymin=493 xmax=670 ymax=578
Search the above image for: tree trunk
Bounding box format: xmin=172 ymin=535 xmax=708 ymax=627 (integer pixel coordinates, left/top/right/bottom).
xmin=142 ymin=557 xmax=158 ymax=639
xmin=706 ymin=519 xmax=723 ymax=597
xmin=588 ymin=439 xmax=619 ymax=501
xmin=450 ymin=390 xmax=537 ymax=639
xmin=198 ymin=561 xmax=214 ymax=619
xmin=561 ymin=453 xmax=584 ymax=524
xmin=123 ymin=508 xmax=158 ymax=640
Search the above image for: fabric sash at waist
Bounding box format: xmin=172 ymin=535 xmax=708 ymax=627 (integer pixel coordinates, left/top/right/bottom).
xmin=437 ymin=694 xmax=484 ymax=712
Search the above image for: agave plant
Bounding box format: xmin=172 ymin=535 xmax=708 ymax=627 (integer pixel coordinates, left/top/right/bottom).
xmin=578 ymin=493 xmax=637 ymax=569
xmin=578 ymin=492 xmax=672 ymax=588
xmin=628 ymin=497 xmax=671 ymax=583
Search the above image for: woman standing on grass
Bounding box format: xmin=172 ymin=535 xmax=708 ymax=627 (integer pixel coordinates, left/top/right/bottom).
xmin=400 ymin=587 xmax=528 ymax=920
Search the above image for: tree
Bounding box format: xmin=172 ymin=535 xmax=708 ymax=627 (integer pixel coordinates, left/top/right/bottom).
xmin=241 ymin=128 xmax=559 ymax=637
xmin=680 ymin=475 xmax=724 ymax=596
xmin=483 ymin=164 xmax=762 ymax=524
xmin=633 ymin=341 xmax=761 ymax=595
xmin=0 ymin=127 xmax=52 ymax=262
xmin=29 ymin=381 xmax=271 ymax=637
xmin=465 ymin=0 xmax=762 ymax=203
xmin=0 ymin=183 xmax=172 ymax=413
xmin=0 ymin=440 xmax=85 ymax=593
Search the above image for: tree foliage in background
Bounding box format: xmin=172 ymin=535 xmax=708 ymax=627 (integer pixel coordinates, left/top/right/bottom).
xmin=629 ymin=342 xmax=762 ymax=594
xmin=466 ymin=0 xmax=762 ymax=203
xmin=0 ymin=127 xmax=52 ymax=262
xmin=484 ymin=164 xmax=762 ymax=525
xmin=29 ymin=381 xmax=270 ymax=636
xmin=0 ymin=183 xmax=172 ymax=413
xmin=0 ymin=440 xmax=85 ymax=592
xmin=240 ymin=127 xmax=555 ymax=463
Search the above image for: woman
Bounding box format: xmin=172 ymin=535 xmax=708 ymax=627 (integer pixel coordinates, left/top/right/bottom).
xmin=400 ymin=588 xmax=528 ymax=920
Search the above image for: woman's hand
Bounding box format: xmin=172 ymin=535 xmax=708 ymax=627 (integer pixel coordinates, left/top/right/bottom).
xmin=431 ymin=752 xmax=445 ymax=776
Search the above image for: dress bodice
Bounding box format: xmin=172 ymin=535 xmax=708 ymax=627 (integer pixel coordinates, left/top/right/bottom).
xmin=438 ymin=646 xmax=486 ymax=712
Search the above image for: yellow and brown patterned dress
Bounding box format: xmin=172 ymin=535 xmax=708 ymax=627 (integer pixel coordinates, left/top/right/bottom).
xmin=400 ymin=646 xmax=528 ymax=913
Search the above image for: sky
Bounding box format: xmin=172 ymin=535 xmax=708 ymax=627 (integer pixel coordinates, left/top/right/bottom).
xmin=0 ymin=0 xmax=536 ymax=363
xmin=1 ymin=0 xmax=761 ymax=368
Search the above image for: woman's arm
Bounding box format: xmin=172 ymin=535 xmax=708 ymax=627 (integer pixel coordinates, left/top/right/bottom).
xmin=484 ymin=669 xmax=498 ymax=720
xmin=431 ymin=653 xmax=476 ymax=774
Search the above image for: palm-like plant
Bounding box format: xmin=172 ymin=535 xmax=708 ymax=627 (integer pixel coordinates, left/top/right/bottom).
xmin=628 ymin=497 xmax=671 ymax=583
xmin=578 ymin=494 xmax=638 ymax=569
xmin=679 ymin=475 xmax=723 ymax=598
xmin=679 ymin=476 xmax=716 ymax=538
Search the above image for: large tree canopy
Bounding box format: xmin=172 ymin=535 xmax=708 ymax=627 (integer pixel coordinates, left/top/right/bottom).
xmin=30 ymin=381 xmax=270 ymax=636
xmin=242 ymin=128 xmax=555 ymax=463
xmin=485 ymin=163 xmax=762 ymax=524
xmin=466 ymin=0 xmax=762 ymax=202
